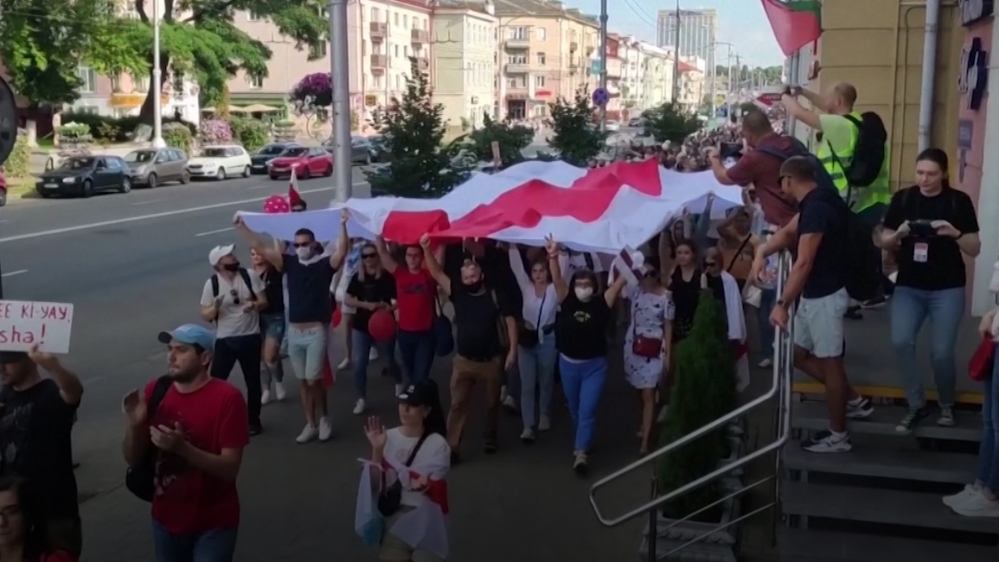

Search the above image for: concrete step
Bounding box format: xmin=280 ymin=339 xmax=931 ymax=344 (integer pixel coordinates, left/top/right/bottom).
xmin=792 ymin=401 xmax=982 ymax=441
xmin=783 ymin=441 xmax=978 ymax=484
xmin=782 ymin=481 xmax=999 ymax=535
xmin=779 ymin=528 xmax=997 ymax=562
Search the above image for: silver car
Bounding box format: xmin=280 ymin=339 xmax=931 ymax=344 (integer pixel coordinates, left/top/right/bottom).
xmin=124 ymin=148 xmax=190 ymax=188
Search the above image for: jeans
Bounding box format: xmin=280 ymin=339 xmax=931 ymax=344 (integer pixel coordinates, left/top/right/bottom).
xmin=396 ymin=329 xmax=435 ymax=384
xmin=210 ymin=334 xmax=262 ymax=427
xmin=152 ymin=521 xmax=237 ymax=562
xmin=559 ymin=355 xmax=608 ymax=452
xmin=352 ymin=329 xmax=401 ymax=399
xmin=977 ymin=359 xmax=999 ymax=491
xmin=518 ymin=336 xmax=557 ymax=429
xmin=890 ymin=286 xmax=964 ymax=409
xmin=757 ymin=288 xmax=777 ymax=361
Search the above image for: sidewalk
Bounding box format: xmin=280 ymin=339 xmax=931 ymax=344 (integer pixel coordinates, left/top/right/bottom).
xmin=28 ymin=145 xmax=143 ymax=176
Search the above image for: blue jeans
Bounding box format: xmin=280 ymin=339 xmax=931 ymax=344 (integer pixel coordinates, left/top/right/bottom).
xmin=757 ymin=288 xmax=777 ymax=361
xmin=978 ymin=359 xmax=999 ymax=491
xmin=396 ymin=329 xmax=435 ymax=384
xmin=559 ymin=355 xmax=608 ymax=452
xmin=518 ymin=336 xmax=557 ymax=429
xmin=352 ymin=329 xmax=401 ymax=399
xmin=152 ymin=521 xmax=237 ymax=562
xmin=890 ymin=286 xmax=964 ymax=409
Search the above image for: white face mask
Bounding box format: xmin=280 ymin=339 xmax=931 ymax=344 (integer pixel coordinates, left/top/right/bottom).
xmin=295 ymin=245 xmax=313 ymax=260
xmin=574 ymin=287 xmax=594 ymax=301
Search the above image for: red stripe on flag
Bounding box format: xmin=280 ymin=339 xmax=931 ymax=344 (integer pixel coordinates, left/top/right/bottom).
xmin=761 ymin=0 xmax=822 ymax=56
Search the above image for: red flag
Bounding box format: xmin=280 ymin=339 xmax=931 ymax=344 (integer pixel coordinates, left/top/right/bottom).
xmin=761 ymin=0 xmax=822 ymax=56
xmin=288 ymin=168 xmax=303 ymax=206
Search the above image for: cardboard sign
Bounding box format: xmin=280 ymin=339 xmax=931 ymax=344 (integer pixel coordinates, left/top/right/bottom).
xmin=0 ymin=300 xmax=74 ymax=354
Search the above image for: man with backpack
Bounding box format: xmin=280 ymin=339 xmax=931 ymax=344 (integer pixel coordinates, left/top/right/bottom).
xmin=781 ymin=83 xmax=892 ymax=315
xmin=199 ymin=244 xmax=268 ymax=435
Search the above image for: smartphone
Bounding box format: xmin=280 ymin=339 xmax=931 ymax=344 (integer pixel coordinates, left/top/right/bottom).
xmin=909 ymin=219 xmax=936 ymax=238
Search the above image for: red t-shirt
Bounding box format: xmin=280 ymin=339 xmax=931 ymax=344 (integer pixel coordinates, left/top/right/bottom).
xmin=725 ymin=134 xmax=799 ymax=228
xmin=394 ymin=267 xmax=437 ymax=332
xmin=144 ymin=378 xmax=249 ymax=535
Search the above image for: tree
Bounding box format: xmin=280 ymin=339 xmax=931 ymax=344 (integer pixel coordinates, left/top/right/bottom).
xmin=365 ymin=59 xmax=471 ymax=199
xmin=93 ymin=0 xmax=328 ymax=124
xmin=547 ymin=86 xmax=606 ymax=167
xmin=643 ymin=102 xmax=702 ymax=145
xmin=467 ymin=115 xmax=534 ymax=168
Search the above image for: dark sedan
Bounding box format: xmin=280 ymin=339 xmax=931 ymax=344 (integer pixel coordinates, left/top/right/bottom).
xmin=251 ymin=143 xmax=301 ymax=174
xmin=35 ymin=156 xmax=132 ymax=198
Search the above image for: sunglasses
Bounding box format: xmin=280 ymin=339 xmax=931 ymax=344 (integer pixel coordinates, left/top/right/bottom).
xmin=292 ymin=242 xmax=312 ymax=248
xmin=704 ymin=261 xmax=718 ymax=268
xmin=362 ymin=253 xmax=378 ymax=259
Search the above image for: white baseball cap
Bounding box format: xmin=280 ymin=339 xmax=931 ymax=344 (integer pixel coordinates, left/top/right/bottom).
xmin=208 ymin=244 xmax=235 ymax=266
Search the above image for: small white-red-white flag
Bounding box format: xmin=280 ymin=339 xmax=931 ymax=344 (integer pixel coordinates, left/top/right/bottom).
xmin=288 ymin=168 xmax=302 ymax=206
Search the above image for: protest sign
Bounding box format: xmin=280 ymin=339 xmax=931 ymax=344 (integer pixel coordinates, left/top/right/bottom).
xmin=0 ymin=300 xmax=74 ymax=354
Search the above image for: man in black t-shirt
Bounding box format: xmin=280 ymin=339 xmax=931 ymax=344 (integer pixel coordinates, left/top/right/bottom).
xmin=0 ymin=347 xmax=84 ymax=556
xmin=422 ymin=235 xmax=518 ymax=462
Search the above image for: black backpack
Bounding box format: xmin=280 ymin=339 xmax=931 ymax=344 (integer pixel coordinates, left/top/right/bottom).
xmin=832 ymin=113 xmax=888 ymax=189
xmin=124 ymin=375 xmax=173 ymax=502
xmin=210 ymin=268 xmax=258 ymax=321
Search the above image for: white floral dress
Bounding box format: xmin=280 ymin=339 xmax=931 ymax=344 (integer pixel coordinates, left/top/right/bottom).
xmin=624 ymin=286 xmax=674 ymax=389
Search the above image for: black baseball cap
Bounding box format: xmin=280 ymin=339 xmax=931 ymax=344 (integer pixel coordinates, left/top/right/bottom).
xmin=397 ymin=382 xmax=436 ymax=407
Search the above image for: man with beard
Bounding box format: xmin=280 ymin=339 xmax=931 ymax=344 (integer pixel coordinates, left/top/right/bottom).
xmin=0 ymin=347 xmax=84 ymax=557
xmin=122 ymin=324 xmax=249 ymax=561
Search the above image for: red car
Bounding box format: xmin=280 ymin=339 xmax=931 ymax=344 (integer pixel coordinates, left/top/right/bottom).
xmin=268 ymin=147 xmax=333 ymax=180
xmin=0 ymin=169 xmax=6 ymax=207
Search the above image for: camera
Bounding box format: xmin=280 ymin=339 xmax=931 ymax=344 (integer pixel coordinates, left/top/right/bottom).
xmin=909 ymin=220 xmax=936 ymax=238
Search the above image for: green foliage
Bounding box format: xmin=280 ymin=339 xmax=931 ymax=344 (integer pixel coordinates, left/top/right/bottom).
xmin=657 ymin=291 xmax=738 ymax=522
xmin=229 ymin=117 xmax=270 ymax=152
xmin=643 ymin=102 xmax=702 ymax=145
xmin=467 ymin=115 xmax=533 ymax=168
xmin=350 ymin=110 xmax=360 ymax=131
xmin=547 ymin=86 xmax=606 ymax=167
xmin=57 ymin=122 xmax=92 ymax=141
xmin=96 ymin=122 xmax=118 ymax=147
xmin=59 ymin=113 xmax=197 ymax=143
xmin=3 ymin=136 xmax=32 ymax=178
xmin=216 ymin=85 xmax=232 ymax=119
xmin=365 ymin=58 xmax=471 ymax=199
xmin=162 ymin=123 xmax=193 ymax=155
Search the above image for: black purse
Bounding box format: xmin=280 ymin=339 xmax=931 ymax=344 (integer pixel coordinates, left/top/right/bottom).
xmin=377 ymin=432 xmax=430 ymax=518
xmin=517 ymin=291 xmax=547 ymax=349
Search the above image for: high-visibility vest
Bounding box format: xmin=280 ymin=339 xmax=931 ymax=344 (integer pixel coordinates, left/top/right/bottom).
xmin=816 ymin=112 xmax=891 ymax=212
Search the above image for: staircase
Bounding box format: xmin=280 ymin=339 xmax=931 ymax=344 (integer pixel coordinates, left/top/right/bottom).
xmin=779 ymin=400 xmax=998 ymax=561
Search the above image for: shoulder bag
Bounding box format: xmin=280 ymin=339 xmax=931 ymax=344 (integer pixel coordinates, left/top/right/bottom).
xmin=631 ymin=292 xmax=664 ymax=359
xmin=377 ymin=432 xmax=430 ymax=518
xmin=518 ymin=290 xmax=547 ymax=348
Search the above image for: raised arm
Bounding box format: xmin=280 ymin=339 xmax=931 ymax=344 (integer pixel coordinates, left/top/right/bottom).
xmin=29 ymin=348 xmax=83 ymax=406
xmin=420 ymin=234 xmax=451 ymax=295
xmin=507 ymin=244 xmax=530 ymax=289
xmin=375 ymin=236 xmax=398 ymax=273
xmin=330 ymin=209 xmax=350 ymax=270
xmin=234 ymin=214 xmax=283 ymax=270
xmin=604 ymin=270 xmax=628 ymax=307
xmin=545 ymin=238 xmax=569 ymax=303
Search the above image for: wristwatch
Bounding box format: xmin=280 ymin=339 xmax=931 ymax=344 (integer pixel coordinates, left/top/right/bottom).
xmin=776 ymin=299 xmax=787 ymax=308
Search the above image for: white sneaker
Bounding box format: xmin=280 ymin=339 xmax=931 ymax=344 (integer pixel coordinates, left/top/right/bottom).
xmin=573 ymin=450 xmax=589 ymax=476
xmin=502 ymin=395 xmax=517 ymax=410
xmin=757 ymin=358 xmax=772 ymax=368
xmin=337 ymin=357 xmax=351 ymax=370
xmin=274 ymin=381 xmax=286 ymax=401
xmin=801 ymin=430 xmax=852 ymax=453
xmin=296 ymin=424 xmax=319 ymax=444
xmin=353 ymin=398 xmax=366 ymax=415
xmin=261 ymin=389 xmax=271 ymax=406
xmin=394 ymin=383 xmax=405 ymax=396
xmin=538 ymin=415 xmax=551 ymax=431
xmin=950 ymin=490 xmax=999 ymax=518
xmin=943 ymin=484 xmax=981 ymax=508
xmin=318 ymin=416 xmax=334 ymax=441
xmin=520 ymin=428 xmax=536 ymax=442
xmin=369 ymin=348 xmax=379 ymax=360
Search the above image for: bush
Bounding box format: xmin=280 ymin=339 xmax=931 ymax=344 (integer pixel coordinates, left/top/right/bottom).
xmin=162 ymin=123 xmax=193 ymax=155
xmin=2 ymin=136 xmax=31 ymax=178
xmin=468 ymin=114 xmax=534 ymax=167
xmin=547 ymin=86 xmax=606 ymax=166
xmin=290 ymin=72 xmax=333 ymax=113
xmin=643 ymin=102 xmax=702 ymax=145
xmin=198 ymin=118 xmax=233 ymax=144
xmin=57 ymin=122 xmax=93 ymax=143
xmin=229 ymin=117 xmax=270 ymax=152
xmin=61 ymin=113 xmax=144 ymax=143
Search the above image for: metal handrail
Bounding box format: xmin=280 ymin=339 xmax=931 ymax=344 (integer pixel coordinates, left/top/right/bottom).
xmin=589 ymin=251 xmax=794 ymax=528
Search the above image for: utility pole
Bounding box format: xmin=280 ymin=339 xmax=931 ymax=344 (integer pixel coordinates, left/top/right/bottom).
xmin=151 ymin=0 xmax=165 ymax=148
xmin=671 ymin=0 xmax=681 ymax=103
xmin=330 ymin=0 xmax=352 ymax=203
xmin=598 ymin=0 xmax=608 ymax=130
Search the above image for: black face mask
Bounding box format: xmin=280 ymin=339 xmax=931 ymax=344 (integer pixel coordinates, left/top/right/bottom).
xmin=465 ymin=280 xmax=484 ymax=293
xmin=222 ymin=262 xmax=240 ymax=272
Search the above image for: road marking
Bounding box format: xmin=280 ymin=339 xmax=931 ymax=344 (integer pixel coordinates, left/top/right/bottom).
xmin=195 ymin=227 xmax=235 ymax=237
xmin=1 ymin=269 xmax=28 ymax=278
xmin=249 ymin=184 xmax=276 ymax=190
xmin=0 ymin=183 xmax=368 ymax=244
xmin=132 ymin=199 xmax=162 ymax=205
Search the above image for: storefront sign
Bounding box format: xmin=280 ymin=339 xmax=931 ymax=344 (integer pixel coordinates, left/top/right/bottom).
xmin=960 ymin=0 xmax=995 ymax=26
xmin=958 ymin=37 xmax=989 ymax=110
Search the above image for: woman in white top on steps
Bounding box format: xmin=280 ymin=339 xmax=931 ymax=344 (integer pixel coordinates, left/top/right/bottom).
xmin=506 ymin=244 xmax=567 ymax=442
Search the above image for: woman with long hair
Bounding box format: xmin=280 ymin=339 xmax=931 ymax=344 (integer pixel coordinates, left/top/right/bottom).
xmin=880 ymin=148 xmax=981 ymax=432
xmin=251 ymin=247 xmax=287 ymax=404
xmin=360 ymin=380 xmax=451 ymax=561
xmin=663 ymin=238 xmax=701 ymax=342
xmin=0 ymin=476 xmax=76 ymax=562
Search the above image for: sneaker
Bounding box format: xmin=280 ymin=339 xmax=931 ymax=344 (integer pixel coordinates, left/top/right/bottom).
xmin=336 ymin=357 xmax=351 ymax=370
xmin=249 ymin=422 xmax=263 ymax=436
xmin=573 ymin=451 xmax=589 ymax=476
xmin=369 ymin=348 xmax=379 ymax=361
xmin=846 ymin=396 xmax=874 ymax=419
xmin=520 ymin=428 xmax=536 ymax=443
xmin=861 ymin=295 xmax=887 ymax=309
xmin=318 ymin=416 xmax=334 ymax=441
xmin=757 ymin=358 xmax=772 ymax=369
xmin=943 ymin=484 xmax=981 ymax=508
xmin=502 ymin=394 xmax=518 ymax=412
xmin=538 ymin=415 xmax=551 ymax=431
xmin=261 ymin=389 xmax=272 ymax=406
xmin=937 ymin=406 xmax=956 ymax=427
xmin=274 ymin=381 xmax=287 ymax=401
xmin=296 ymin=424 xmax=319 ymax=444
xmin=394 ymin=383 xmax=405 ymax=397
xmin=352 ymin=399 xmax=366 ymax=415
xmin=950 ymin=491 xmax=999 ymax=518
xmin=895 ymin=407 xmax=929 ymax=434
xmin=801 ymin=430 xmax=852 ymax=453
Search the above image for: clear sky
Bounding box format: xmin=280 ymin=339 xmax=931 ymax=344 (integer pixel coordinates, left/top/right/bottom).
xmin=571 ymin=0 xmax=785 ymax=68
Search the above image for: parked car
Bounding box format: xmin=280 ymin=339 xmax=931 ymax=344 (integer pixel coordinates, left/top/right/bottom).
xmin=124 ymin=148 xmax=190 ymax=188
xmin=187 ymin=145 xmax=252 ymax=180
xmin=0 ymin=170 xmax=6 ymax=207
xmin=628 ymin=117 xmax=645 ymax=128
xmin=35 ymin=155 xmax=132 ymax=198
xmin=322 ymin=137 xmax=377 ymax=165
xmin=605 ymin=120 xmax=621 ymax=131
xmin=269 ymin=147 xmax=333 ymax=179
xmin=367 ymin=135 xmax=388 ymax=162
xmin=251 ymin=143 xmax=300 ymax=174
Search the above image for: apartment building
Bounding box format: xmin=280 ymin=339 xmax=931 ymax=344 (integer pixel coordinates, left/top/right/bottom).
xmin=676 ymin=58 xmax=705 ymax=113
xmin=638 ymin=42 xmax=673 ymax=110
xmin=617 ymin=36 xmax=643 ymax=118
xmin=431 ymin=0 xmax=498 ymax=130
xmin=495 ymin=0 xmax=598 ymax=120
xmin=603 ymin=34 xmax=623 ymax=119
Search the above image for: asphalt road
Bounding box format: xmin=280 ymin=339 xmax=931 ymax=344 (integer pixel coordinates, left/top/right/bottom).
xmin=0 ymin=167 xmax=648 ymax=561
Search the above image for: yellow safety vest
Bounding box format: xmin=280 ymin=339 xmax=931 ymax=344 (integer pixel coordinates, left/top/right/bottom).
xmin=816 ymin=112 xmax=891 ymax=212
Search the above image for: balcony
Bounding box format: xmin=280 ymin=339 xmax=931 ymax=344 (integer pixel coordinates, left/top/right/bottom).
xmin=369 ymin=22 xmax=386 ymax=41
xmin=570 ymin=41 xmax=578 ymax=52
xmin=506 ymin=88 xmax=529 ymax=100
xmin=504 ymin=62 xmax=529 ymax=74
xmin=504 ymin=37 xmax=530 ymax=50
xmin=370 ymin=54 xmax=387 ymax=72
xmin=411 ymin=29 xmax=429 ymax=44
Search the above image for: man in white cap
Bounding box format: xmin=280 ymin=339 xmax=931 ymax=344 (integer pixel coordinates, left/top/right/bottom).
xmin=199 ymin=245 xmax=268 ymax=435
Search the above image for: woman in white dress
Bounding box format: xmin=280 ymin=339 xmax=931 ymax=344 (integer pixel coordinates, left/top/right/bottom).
xmin=623 ymin=256 xmax=673 ymax=455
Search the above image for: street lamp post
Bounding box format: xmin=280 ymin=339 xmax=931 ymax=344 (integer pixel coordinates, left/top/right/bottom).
xmin=329 ymin=0 xmax=352 ymax=203
xmin=151 ymin=0 xmax=165 ymax=148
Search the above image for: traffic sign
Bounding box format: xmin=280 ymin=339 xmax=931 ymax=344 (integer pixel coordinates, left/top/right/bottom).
xmin=592 ymin=87 xmax=609 ymax=107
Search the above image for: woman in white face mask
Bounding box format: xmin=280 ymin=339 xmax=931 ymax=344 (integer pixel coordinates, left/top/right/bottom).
xmin=546 ymin=238 xmax=628 ymax=476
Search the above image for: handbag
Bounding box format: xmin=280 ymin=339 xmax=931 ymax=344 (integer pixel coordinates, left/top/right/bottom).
xmin=968 ymin=335 xmax=996 ymax=382
xmin=631 ymin=293 xmax=663 ymax=359
xmin=433 ymin=294 xmax=454 ymax=357
xmin=518 ymin=291 xmax=547 ymax=348
xmin=377 ymin=432 xmax=429 ymax=518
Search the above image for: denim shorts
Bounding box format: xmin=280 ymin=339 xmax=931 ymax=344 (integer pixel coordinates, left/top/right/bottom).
xmin=259 ymin=312 xmax=286 ymax=342
xmin=793 ymin=288 xmax=849 ymax=358
xmin=287 ymin=325 xmax=329 ymax=381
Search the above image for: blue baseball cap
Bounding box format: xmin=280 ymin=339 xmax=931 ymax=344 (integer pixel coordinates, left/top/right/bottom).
xmin=157 ymin=324 xmax=215 ymax=352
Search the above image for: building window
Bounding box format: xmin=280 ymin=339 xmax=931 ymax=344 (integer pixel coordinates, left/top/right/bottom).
xmin=76 ymin=105 xmax=99 ymax=115
xmin=247 ymin=11 xmax=261 ymax=22
xmin=534 ymin=75 xmax=545 ymax=88
xmin=247 ymin=74 xmax=263 ymax=90
xmin=393 ymin=13 xmax=399 ymax=25
xmin=536 ymin=52 xmax=546 ymax=66
xmin=403 ymin=15 xmax=408 ymax=28
xmin=172 ymin=71 xmax=184 ymax=96
xmin=394 ymin=45 xmax=399 ymax=57
xmin=77 ymin=66 xmax=96 ymax=93
xmin=311 ymin=42 xmax=328 ymax=58
xmin=508 ymin=26 xmax=529 ymax=40
xmin=507 ymin=54 xmax=527 ymax=65
xmin=130 ymin=73 xmax=149 ymax=93
xmin=371 ymin=7 xmax=380 ymax=21
xmin=110 ymin=75 xmax=122 ymax=93
xmin=535 ymin=27 xmax=546 ymax=40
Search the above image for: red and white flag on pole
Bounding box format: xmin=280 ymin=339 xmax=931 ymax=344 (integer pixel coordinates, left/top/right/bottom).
xmin=288 ymin=168 xmax=302 ymax=207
